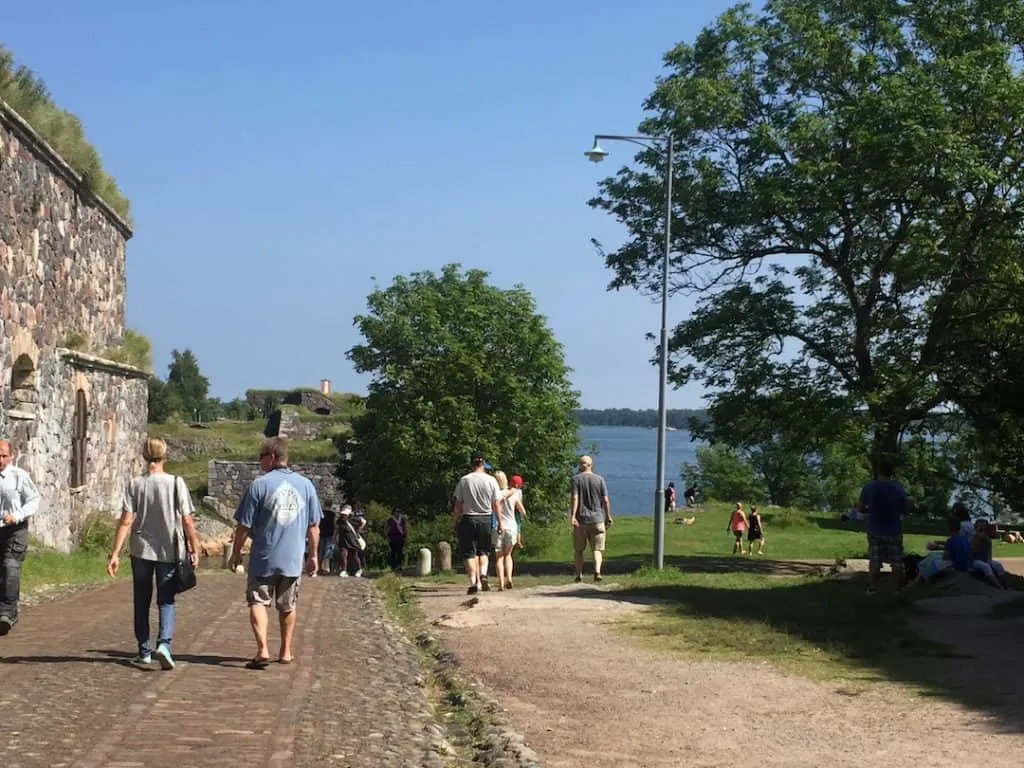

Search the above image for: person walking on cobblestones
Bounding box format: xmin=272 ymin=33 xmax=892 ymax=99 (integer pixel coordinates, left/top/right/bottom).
xmin=107 ymin=437 xmax=201 ymax=668
xmin=229 ymin=437 xmax=323 ymax=668
xmin=453 ymin=451 xmax=502 ymax=595
xmin=0 ymin=439 xmax=41 ymax=636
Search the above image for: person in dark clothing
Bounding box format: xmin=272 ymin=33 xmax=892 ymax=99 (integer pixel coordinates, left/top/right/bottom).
xmin=335 ymin=506 xmax=364 ymax=577
xmin=664 ymin=482 xmax=677 ymax=514
xmin=317 ymin=507 xmax=337 ymax=574
xmin=684 ymin=486 xmax=697 ymax=508
xmin=385 ymin=508 xmax=409 ymax=571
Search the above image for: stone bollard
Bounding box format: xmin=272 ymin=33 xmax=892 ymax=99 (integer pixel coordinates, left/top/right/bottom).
xmin=221 ymin=548 xmax=232 ymax=569
xmin=438 ymin=541 xmax=452 ymax=572
xmin=417 ymin=547 xmax=432 ymax=577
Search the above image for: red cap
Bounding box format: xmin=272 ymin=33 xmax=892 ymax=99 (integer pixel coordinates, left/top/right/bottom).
xmin=511 ymin=475 xmax=524 ymax=488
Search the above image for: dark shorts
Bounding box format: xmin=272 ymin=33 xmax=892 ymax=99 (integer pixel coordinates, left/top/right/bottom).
xmin=458 ymin=515 xmax=493 ymax=559
xmin=733 ymin=530 xmax=744 ymax=541
xmin=748 ymin=530 xmax=762 ymax=541
xmin=868 ymin=533 xmax=904 ymax=568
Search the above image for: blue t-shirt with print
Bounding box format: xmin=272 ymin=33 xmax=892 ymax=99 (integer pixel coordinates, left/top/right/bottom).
xmin=234 ymin=468 xmax=323 ymax=578
xmin=858 ymin=479 xmax=908 ymax=537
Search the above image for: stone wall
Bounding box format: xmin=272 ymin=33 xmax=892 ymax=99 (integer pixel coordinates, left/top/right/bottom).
xmin=30 ymin=351 xmax=149 ymax=550
xmin=276 ymin=410 xmax=328 ymax=440
xmin=207 ymin=460 xmax=345 ymax=513
xmin=0 ymin=101 xmax=144 ymax=551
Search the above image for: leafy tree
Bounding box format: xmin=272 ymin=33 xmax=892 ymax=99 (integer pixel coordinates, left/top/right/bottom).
xmin=682 ymin=444 xmax=765 ymax=504
xmin=166 ymin=349 xmax=210 ymax=421
xmin=589 ymin=0 xmax=1024 ymax=471
xmin=147 ymin=376 xmax=179 ymax=424
xmin=103 ymin=329 xmax=153 ymax=372
xmin=346 ymin=264 xmax=580 ymax=521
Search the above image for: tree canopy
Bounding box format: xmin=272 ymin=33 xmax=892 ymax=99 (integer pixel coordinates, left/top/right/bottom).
xmin=166 ymin=349 xmax=211 ymax=421
xmin=345 ymin=264 xmax=580 ymax=521
xmin=590 ymin=0 xmax=1024 ymax=477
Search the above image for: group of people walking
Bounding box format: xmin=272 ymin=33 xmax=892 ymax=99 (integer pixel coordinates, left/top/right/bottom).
xmin=315 ymin=503 xmax=410 ymax=577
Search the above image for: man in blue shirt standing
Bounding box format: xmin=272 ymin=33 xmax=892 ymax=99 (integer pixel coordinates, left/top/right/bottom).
xmin=0 ymin=440 xmax=41 ymax=636
xmin=229 ymin=438 xmax=322 ymax=668
xmin=857 ymin=458 xmax=911 ymax=594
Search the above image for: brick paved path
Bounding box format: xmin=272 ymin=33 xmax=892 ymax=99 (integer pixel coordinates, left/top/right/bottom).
xmin=0 ymin=574 xmax=445 ymax=768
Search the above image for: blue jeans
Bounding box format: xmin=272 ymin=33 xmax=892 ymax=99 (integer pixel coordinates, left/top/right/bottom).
xmin=130 ymin=557 xmax=177 ymax=655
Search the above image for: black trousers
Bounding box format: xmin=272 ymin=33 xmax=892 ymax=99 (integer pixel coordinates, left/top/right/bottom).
xmin=388 ymin=541 xmax=405 ymax=571
xmin=0 ymin=523 xmax=29 ymax=618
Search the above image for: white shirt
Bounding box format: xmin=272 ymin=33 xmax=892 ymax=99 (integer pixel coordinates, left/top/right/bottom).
xmin=0 ymin=466 xmax=41 ymax=527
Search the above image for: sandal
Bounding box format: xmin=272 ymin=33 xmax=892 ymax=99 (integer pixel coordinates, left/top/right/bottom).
xmin=245 ymin=656 xmax=271 ymax=670
xmin=278 ymin=657 xmax=294 ymax=665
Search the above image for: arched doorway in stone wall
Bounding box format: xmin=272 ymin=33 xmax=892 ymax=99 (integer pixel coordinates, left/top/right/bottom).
xmin=9 ymin=354 xmax=37 ymax=416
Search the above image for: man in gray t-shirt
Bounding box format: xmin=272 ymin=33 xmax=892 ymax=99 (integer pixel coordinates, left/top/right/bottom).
xmin=453 ymin=452 xmax=501 ymax=595
xmin=571 ymin=455 xmax=612 ymax=583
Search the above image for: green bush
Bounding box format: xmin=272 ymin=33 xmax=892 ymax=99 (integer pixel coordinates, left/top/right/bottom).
xmin=78 ymin=511 xmax=116 ymax=554
xmin=1 ymin=46 xmax=131 ymax=221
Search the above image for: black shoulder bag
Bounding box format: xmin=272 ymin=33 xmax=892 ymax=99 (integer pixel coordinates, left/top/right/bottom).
xmin=172 ymin=476 xmax=197 ymax=593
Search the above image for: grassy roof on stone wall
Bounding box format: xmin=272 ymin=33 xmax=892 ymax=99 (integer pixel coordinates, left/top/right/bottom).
xmin=0 ymin=45 xmax=131 ymax=223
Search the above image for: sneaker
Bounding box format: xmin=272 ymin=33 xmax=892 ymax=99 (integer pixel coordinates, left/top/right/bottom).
xmin=594 ymin=574 xmax=603 ymax=583
xmin=573 ymin=574 xmax=582 ymax=584
xmin=467 ymin=584 xmax=479 ymax=595
xmin=339 ymin=571 xmax=350 ymax=578
xmin=154 ymin=643 xmax=175 ymax=671
xmin=0 ymin=615 xmax=13 ymax=636
xmin=480 ymin=577 xmax=491 ymax=592
xmin=131 ymin=654 xmax=153 ymax=667
xmin=354 ymin=569 xmax=363 ymax=578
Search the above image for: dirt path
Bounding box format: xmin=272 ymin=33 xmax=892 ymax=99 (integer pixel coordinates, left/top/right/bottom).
xmin=417 ymin=575 xmax=1024 ymax=768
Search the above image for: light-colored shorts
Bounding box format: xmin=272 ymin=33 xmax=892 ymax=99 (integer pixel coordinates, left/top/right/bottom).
xmin=247 ymin=573 xmax=301 ymax=613
xmin=492 ymin=526 xmax=518 ymax=552
xmin=573 ymin=522 xmax=606 ymax=553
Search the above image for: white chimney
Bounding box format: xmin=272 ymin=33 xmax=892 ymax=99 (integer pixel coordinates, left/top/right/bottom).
xmin=320 ymin=378 xmax=331 ymax=395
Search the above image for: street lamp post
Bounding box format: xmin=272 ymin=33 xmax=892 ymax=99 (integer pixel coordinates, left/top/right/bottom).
xmin=585 ymin=133 xmax=674 ymax=570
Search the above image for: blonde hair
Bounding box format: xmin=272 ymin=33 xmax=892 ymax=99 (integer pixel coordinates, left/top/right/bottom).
xmin=494 ymin=470 xmax=508 ymax=490
xmin=142 ymin=437 xmax=168 ymax=463
xmin=579 ymin=455 xmax=593 ymax=468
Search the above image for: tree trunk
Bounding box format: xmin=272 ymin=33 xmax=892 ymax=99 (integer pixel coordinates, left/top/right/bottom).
xmin=871 ymin=422 xmax=902 ymax=477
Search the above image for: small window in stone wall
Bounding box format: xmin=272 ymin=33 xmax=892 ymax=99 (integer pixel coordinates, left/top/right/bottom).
xmin=71 ymin=389 xmax=88 ymax=488
xmin=9 ymin=355 xmax=37 ymax=416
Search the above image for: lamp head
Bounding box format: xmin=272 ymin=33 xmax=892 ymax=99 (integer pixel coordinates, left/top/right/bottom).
xmin=584 ymin=139 xmax=608 ymax=163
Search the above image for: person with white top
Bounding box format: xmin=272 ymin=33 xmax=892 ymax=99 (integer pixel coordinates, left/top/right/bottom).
xmin=493 ymin=471 xmax=526 ymax=590
xmin=0 ymin=439 xmax=41 ymax=636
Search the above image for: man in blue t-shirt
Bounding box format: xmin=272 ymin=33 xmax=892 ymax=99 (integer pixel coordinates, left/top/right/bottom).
xmin=229 ymin=437 xmax=323 ymax=668
xmin=857 ymin=458 xmax=911 ymax=594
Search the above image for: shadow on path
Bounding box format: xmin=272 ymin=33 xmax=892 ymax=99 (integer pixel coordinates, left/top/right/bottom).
xmin=0 ymin=649 xmax=249 ymax=667
xmin=530 ymin=573 xmax=1024 ymax=735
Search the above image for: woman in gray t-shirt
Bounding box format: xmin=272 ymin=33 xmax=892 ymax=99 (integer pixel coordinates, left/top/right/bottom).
xmin=107 ymin=437 xmax=201 ymax=670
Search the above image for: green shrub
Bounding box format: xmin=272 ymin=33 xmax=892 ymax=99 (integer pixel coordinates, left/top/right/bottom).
xmin=765 ymin=508 xmax=812 ymax=529
xmin=78 ymin=511 xmax=116 ymax=554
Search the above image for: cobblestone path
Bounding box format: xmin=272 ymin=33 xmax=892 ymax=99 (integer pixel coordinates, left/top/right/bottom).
xmin=0 ymin=574 xmax=445 ymax=768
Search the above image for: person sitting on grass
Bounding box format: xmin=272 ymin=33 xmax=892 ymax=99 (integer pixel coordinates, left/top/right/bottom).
xmin=970 ymin=520 xmax=1006 ymax=589
xmin=727 ymin=503 xmax=747 ymax=555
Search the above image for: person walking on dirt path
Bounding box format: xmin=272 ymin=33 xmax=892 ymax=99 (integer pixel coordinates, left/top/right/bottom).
xmin=335 ymin=506 xmax=364 ymax=577
xmin=856 ymin=458 xmax=910 ymax=595
xmin=494 ymin=471 xmax=526 ymax=590
xmin=0 ymin=439 xmax=40 ymax=637
xmin=385 ymin=507 xmax=409 ymax=571
xmin=453 ymin=451 xmax=502 ymax=595
xmin=228 ymin=437 xmax=323 ymax=668
xmin=571 ymin=455 xmax=612 ymax=583
xmin=510 ymin=475 xmax=527 ymax=550
xmin=108 ymin=437 xmax=202 ymax=669
xmin=728 ymin=503 xmax=748 ymax=555
xmin=746 ymin=505 xmax=765 ymax=555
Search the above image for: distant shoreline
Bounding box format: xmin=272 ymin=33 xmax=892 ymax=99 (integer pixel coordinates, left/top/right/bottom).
xmin=573 ymin=408 xmax=707 ymax=430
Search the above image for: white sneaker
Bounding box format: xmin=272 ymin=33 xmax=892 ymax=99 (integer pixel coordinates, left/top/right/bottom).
xmin=339 ymin=571 xmax=350 ymax=578
xmin=354 ymin=569 xmax=363 ymax=578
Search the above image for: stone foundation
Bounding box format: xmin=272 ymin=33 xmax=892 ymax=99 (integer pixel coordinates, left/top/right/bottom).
xmin=208 ymin=460 xmax=345 ymax=513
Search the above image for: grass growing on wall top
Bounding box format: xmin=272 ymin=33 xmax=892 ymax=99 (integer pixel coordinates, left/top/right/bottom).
xmin=1 ymin=45 xmax=131 ymax=222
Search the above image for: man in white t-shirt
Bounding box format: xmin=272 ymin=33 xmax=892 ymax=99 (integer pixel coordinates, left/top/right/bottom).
xmin=452 ymin=452 xmax=501 ymax=595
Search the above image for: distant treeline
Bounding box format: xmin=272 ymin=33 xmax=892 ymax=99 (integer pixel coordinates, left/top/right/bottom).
xmin=573 ymin=408 xmax=708 ymax=429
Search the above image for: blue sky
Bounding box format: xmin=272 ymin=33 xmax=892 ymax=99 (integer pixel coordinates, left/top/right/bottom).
xmin=3 ymin=0 xmax=743 ymax=409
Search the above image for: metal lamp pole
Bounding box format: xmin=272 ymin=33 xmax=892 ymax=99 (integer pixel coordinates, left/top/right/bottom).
xmin=585 ymin=133 xmax=674 ymax=570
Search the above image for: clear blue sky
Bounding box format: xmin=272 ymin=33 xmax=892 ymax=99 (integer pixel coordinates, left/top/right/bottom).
xmin=3 ymin=0 xmax=744 ymax=409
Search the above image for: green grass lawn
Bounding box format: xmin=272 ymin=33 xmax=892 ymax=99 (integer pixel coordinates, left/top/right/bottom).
xmin=21 ymin=550 xmax=125 ymax=592
xmin=519 ymin=502 xmax=971 ymax=566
